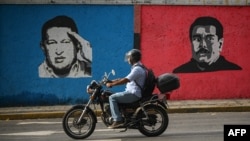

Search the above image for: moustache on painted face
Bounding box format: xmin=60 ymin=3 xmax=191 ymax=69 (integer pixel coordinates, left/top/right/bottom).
xmin=196 ymin=48 xmax=210 ymax=55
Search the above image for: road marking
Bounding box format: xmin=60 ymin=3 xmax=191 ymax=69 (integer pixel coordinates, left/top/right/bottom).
xmin=17 ymin=121 xmax=61 ymax=125
xmin=0 ymin=131 xmax=57 ymax=136
xmin=0 ymin=129 xmax=126 ymax=136
xmin=16 ymin=120 xmax=103 ymax=125
xmin=1 ymin=121 xmax=128 ymax=137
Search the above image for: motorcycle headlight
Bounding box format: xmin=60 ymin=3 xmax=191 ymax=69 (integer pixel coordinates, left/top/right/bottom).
xmin=86 ymin=80 xmax=98 ymax=94
xmin=86 ymin=85 xmax=94 ymax=94
xmin=90 ymin=80 xmax=98 ymax=88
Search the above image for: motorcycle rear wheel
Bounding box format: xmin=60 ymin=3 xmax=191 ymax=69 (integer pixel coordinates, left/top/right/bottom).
xmin=62 ymin=106 xmax=96 ymax=139
xmin=137 ymin=104 xmax=169 ymax=137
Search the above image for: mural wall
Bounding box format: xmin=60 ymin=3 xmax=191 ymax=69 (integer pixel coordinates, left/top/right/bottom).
xmin=0 ymin=5 xmax=249 ymax=107
xmin=0 ymin=5 xmax=133 ymax=106
xmin=140 ymin=6 xmax=250 ymax=99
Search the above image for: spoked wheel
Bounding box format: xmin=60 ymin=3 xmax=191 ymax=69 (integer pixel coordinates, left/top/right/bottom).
xmin=62 ymin=106 xmax=96 ymax=139
xmin=138 ymin=104 xmax=169 ymax=137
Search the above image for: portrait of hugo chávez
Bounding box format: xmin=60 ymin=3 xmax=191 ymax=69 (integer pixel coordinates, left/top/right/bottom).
xmin=173 ymin=16 xmax=242 ymax=73
xmin=39 ymin=15 xmax=92 ymax=78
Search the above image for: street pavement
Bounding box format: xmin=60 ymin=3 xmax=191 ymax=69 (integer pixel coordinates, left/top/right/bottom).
xmin=0 ymin=99 xmax=250 ymax=120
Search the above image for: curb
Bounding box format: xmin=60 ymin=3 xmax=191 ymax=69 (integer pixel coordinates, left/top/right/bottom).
xmin=1 ymin=99 xmax=250 ymax=120
xmin=1 ymin=106 xmax=250 ymax=120
xmin=0 ymin=112 xmax=65 ymax=120
xmin=167 ymin=106 xmax=250 ymax=113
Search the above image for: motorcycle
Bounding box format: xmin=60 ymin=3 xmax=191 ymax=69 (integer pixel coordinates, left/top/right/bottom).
xmin=62 ymin=70 xmax=175 ymax=139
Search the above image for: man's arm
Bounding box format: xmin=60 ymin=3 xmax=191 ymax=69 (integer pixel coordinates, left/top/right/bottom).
xmin=106 ymin=78 xmax=130 ymax=88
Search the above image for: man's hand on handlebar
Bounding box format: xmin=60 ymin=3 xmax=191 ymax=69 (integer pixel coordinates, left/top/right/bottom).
xmin=106 ymin=82 xmax=113 ymax=88
xmin=105 ymin=78 xmax=128 ymax=88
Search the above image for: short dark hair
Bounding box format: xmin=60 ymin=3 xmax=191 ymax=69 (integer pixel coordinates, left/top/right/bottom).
xmin=189 ymin=16 xmax=223 ymax=40
xmin=41 ymin=15 xmax=78 ymax=41
xmin=126 ymin=49 xmax=141 ymax=62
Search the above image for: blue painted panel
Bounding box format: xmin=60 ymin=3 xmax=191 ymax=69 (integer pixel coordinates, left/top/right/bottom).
xmin=0 ymin=5 xmax=133 ymax=107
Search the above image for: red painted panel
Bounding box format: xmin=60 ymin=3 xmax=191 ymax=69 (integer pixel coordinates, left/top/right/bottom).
xmin=140 ymin=6 xmax=250 ymax=100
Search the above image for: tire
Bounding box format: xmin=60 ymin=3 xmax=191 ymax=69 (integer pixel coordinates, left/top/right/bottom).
xmin=62 ymin=105 xmax=96 ymax=139
xmin=137 ymin=104 xmax=169 ymax=137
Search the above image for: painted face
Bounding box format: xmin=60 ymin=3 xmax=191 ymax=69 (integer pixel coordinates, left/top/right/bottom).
xmin=42 ymin=27 xmax=77 ymax=71
xmin=191 ymin=25 xmax=223 ymax=65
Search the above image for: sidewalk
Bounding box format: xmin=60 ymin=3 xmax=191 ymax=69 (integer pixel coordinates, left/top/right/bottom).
xmin=0 ymin=99 xmax=250 ymax=120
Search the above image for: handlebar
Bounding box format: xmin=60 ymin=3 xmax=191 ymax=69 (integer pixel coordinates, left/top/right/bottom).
xmin=87 ymin=70 xmax=115 ymax=93
xmin=101 ymin=69 xmax=115 ymax=85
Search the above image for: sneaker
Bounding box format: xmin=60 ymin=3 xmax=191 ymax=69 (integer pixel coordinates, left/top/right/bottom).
xmin=108 ymin=121 xmax=124 ymax=129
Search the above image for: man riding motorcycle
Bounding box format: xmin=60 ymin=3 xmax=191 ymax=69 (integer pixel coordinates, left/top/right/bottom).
xmin=105 ymin=49 xmax=146 ymax=129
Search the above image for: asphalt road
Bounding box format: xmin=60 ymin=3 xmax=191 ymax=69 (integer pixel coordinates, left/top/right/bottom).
xmin=0 ymin=112 xmax=250 ymax=141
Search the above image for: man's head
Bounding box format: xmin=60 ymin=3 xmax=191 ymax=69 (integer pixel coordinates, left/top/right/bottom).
xmin=40 ymin=15 xmax=79 ymax=75
xmin=125 ymin=49 xmax=141 ymax=65
xmin=189 ymin=16 xmax=224 ymax=67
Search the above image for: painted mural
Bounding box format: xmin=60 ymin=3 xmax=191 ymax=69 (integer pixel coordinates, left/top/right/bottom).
xmin=39 ymin=15 xmax=92 ymax=78
xmin=0 ymin=5 xmax=249 ymax=107
xmin=173 ymin=16 xmax=242 ymax=73
xmin=0 ymin=5 xmax=133 ymax=107
xmin=140 ymin=6 xmax=250 ymax=99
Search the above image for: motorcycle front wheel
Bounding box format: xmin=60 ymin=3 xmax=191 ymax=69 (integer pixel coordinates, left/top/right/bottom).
xmin=137 ymin=104 xmax=169 ymax=137
xmin=62 ymin=105 xmax=96 ymax=139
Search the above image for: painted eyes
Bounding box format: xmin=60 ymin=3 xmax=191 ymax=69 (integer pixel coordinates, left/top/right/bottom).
xmin=192 ymin=35 xmax=214 ymax=42
xmin=46 ymin=39 xmax=72 ymax=45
